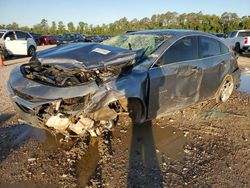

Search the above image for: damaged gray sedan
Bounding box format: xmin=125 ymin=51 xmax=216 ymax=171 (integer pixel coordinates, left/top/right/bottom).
xmin=7 ymin=30 xmax=240 ymax=137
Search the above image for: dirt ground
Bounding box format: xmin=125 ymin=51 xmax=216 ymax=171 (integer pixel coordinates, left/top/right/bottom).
xmin=0 ymin=48 xmax=250 ymax=188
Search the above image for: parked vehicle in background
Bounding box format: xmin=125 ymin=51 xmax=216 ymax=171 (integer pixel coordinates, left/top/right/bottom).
xmin=7 ymin=29 xmax=240 ymax=137
xmin=55 ymin=34 xmax=63 ymax=41
xmin=0 ymin=29 xmax=36 ymax=56
xmin=30 ymin=32 xmax=42 ymax=45
xmin=225 ymin=30 xmax=250 ymax=54
xmin=100 ymin=35 xmax=114 ymax=40
xmin=212 ymin=33 xmax=226 ymax=38
xmin=40 ymin=35 xmax=57 ymax=45
xmin=57 ymin=33 xmax=86 ymax=45
xmin=85 ymin=35 xmax=103 ymax=43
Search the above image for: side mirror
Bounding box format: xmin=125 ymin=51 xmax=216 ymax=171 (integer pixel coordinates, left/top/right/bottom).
xmin=5 ymin=37 xmax=11 ymax=41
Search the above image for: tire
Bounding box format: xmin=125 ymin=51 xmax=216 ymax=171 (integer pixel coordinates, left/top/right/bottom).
xmin=128 ymin=98 xmax=143 ymax=124
xmin=235 ymin=43 xmax=243 ymax=55
xmin=27 ymin=46 xmax=36 ymax=57
xmin=216 ymin=75 xmax=234 ymax=103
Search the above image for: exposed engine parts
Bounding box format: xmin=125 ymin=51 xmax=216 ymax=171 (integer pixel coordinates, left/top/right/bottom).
xmin=21 ymin=61 xmax=132 ymax=87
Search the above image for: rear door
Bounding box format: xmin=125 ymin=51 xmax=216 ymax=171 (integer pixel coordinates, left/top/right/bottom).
xmin=198 ymin=36 xmax=231 ymax=100
xmin=148 ymin=36 xmax=203 ymax=119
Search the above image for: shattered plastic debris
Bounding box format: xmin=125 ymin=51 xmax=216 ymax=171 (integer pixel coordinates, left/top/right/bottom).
xmin=69 ymin=116 xmax=94 ymax=136
xmin=46 ymin=113 xmax=71 ymax=133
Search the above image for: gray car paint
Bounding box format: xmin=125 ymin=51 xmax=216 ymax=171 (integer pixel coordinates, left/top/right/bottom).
xmin=7 ymin=30 xmax=241 ymax=126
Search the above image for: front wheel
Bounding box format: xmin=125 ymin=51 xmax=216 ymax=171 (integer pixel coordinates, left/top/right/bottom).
xmin=27 ymin=46 xmax=36 ymax=57
xmin=216 ymin=75 xmax=234 ymax=103
xmin=128 ymin=98 xmax=143 ymax=124
xmin=235 ymin=43 xmax=243 ymax=55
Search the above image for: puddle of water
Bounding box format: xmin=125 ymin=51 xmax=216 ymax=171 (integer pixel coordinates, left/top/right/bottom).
xmin=153 ymin=125 xmax=187 ymax=161
xmin=238 ymin=74 xmax=250 ymax=93
xmin=126 ymin=122 xmax=187 ymax=165
xmin=77 ymin=139 xmax=100 ymax=187
xmin=0 ymin=113 xmax=15 ymax=125
xmin=124 ymin=122 xmax=186 ymax=187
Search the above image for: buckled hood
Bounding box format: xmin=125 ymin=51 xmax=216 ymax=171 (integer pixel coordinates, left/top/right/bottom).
xmin=33 ymin=43 xmax=144 ymax=70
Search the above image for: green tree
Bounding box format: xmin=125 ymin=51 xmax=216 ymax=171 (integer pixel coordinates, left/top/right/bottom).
xmin=50 ymin=21 xmax=57 ymax=35
xmin=6 ymin=22 xmax=19 ymax=30
xmin=19 ymin=26 xmax=30 ymax=32
xmin=0 ymin=24 xmax=6 ymax=29
xmin=67 ymin=22 xmax=75 ymax=32
xmin=241 ymin=16 xmax=250 ymax=29
xmin=58 ymin=21 xmax=66 ymax=34
xmin=77 ymin=21 xmax=87 ymax=34
xmin=221 ymin=12 xmax=240 ymax=33
xmin=40 ymin=19 xmax=49 ymax=34
xmin=32 ymin=23 xmax=43 ymax=34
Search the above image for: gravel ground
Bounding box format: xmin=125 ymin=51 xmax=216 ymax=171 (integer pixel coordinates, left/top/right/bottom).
xmin=0 ymin=49 xmax=250 ymax=188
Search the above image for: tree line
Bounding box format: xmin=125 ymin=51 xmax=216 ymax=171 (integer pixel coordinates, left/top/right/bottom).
xmin=1 ymin=11 xmax=250 ymax=35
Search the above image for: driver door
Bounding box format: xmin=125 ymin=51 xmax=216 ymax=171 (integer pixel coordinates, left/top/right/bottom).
xmin=147 ymin=36 xmax=203 ymax=119
xmin=4 ymin=31 xmax=17 ymax=55
xmin=5 ymin=31 xmax=27 ymax=55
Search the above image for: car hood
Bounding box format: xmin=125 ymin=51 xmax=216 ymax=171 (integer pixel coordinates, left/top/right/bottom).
xmin=33 ymin=43 xmax=144 ymax=70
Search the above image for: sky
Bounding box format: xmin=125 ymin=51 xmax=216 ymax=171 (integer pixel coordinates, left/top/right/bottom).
xmin=0 ymin=0 xmax=250 ymax=27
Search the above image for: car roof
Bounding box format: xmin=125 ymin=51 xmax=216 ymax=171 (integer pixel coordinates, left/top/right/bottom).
xmin=238 ymin=30 xmax=250 ymax=32
xmin=126 ymin=29 xmax=208 ymax=37
xmin=0 ymin=29 xmax=30 ymax=33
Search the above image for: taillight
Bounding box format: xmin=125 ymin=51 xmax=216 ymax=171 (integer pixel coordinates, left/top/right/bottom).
xmin=244 ymin=37 xmax=248 ymax=44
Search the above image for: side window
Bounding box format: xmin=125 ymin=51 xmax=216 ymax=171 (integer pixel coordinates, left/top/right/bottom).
xmin=228 ymin=31 xmax=237 ymax=38
xmin=4 ymin=31 xmax=16 ymax=40
xmin=157 ymin=36 xmax=198 ymax=65
xmin=199 ymin=36 xmax=220 ymax=58
xmin=220 ymin=42 xmax=229 ymax=54
xmin=15 ymin=31 xmax=28 ymax=39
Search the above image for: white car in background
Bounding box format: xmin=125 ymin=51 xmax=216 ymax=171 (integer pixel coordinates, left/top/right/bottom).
xmin=0 ymin=29 xmax=37 ymax=56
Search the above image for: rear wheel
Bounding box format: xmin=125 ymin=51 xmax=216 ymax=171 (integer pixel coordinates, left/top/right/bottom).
xmin=216 ymin=75 xmax=234 ymax=102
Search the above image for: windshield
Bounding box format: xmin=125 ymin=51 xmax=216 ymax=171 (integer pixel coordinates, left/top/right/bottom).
xmin=102 ymin=34 xmax=170 ymax=57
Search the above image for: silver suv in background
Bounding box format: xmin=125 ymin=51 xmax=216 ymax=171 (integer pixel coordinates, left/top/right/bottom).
xmin=0 ymin=30 xmax=37 ymax=57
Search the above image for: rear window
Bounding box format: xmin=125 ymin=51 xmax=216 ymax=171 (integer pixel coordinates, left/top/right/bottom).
xmin=162 ymin=36 xmax=198 ymax=64
xmin=238 ymin=31 xmax=250 ymax=37
xmin=0 ymin=32 xmax=4 ymax=38
xmin=220 ymin=42 xmax=229 ymax=54
xmin=16 ymin=31 xmax=31 ymax=39
xmin=199 ymin=36 xmax=220 ymax=58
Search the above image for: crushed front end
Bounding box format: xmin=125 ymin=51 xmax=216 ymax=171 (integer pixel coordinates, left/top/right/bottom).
xmin=7 ymin=43 xmax=139 ymax=137
xmin=8 ymin=64 xmax=128 ymax=137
